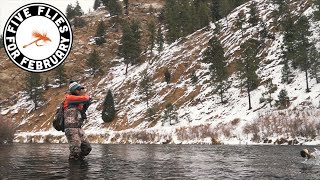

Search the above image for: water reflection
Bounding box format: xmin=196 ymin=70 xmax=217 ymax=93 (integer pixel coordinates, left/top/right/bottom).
xmin=1 ymin=144 xmax=320 ymax=179
xmin=68 ymin=160 xmax=89 ymax=180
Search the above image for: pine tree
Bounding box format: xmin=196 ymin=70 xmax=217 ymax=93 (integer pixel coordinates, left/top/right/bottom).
xmin=66 ymin=2 xmax=83 ymax=20
xmin=198 ymin=1 xmax=211 ymax=29
xmin=108 ymin=0 xmax=122 ymax=16
xmin=118 ymin=20 xmax=141 ymax=75
xmin=25 ymin=73 xmax=43 ymax=110
xmin=147 ymin=20 xmax=156 ymax=53
xmin=259 ymin=21 xmax=268 ymax=43
xmin=211 ymin=0 xmax=222 ymax=22
xmin=93 ymin=0 xmax=101 ymax=10
xmin=162 ymin=103 xmax=178 ymax=126
xmin=309 ymin=44 xmax=320 ymax=83
xmin=203 ymin=36 xmax=229 ymax=103
xmin=294 ymin=16 xmax=311 ymax=92
xmin=233 ymin=0 xmax=247 ymax=7
xmin=55 ymin=64 xmax=67 ymax=87
xmin=157 ymin=26 xmax=164 ymax=52
xmin=283 ymin=19 xmax=297 ymax=68
xmin=0 ymin=35 xmax=3 ymax=49
xmin=95 ymin=21 xmax=106 ymax=45
xmin=124 ymin=0 xmax=129 ymax=14
xmin=102 ymin=89 xmax=116 ymax=122
xmin=281 ymin=46 xmax=294 ymax=84
xmin=281 ymin=58 xmax=293 ymax=84
xmin=281 ymin=14 xmax=296 ymax=51
xmin=164 ymin=68 xmax=171 ymax=84
xmin=272 ymin=0 xmax=287 ymax=16
xmin=44 ymin=77 xmax=50 ymax=90
xmin=74 ymin=1 xmax=84 ymax=17
xmin=101 ymin=0 xmax=109 ymax=7
xmin=248 ymin=2 xmax=259 ymax=27
xmin=147 ymin=108 xmax=155 ymax=121
xmin=235 ymin=11 xmax=246 ymax=36
xmin=139 ymin=70 xmax=153 ymax=109
xmin=219 ymin=0 xmax=233 ymax=27
xmin=238 ymin=39 xmax=260 ymax=110
xmin=95 ymin=21 xmax=106 ymax=37
xmin=281 ymin=14 xmax=296 ymax=84
xmin=119 ymin=23 xmax=133 ymax=75
xmin=87 ymin=49 xmax=100 ymax=75
xmin=191 ymin=71 xmax=198 ymax=84
xmin=219 ymin=0 xmax=232 ymax=18
xmin=214 ymin=22 xmax=221 ymax=34
xmin=164 ymin=0 xmax=181 ymax=43
xmin=189 ymin=3 xmax=199 ymax=33
xmin=130 ymin=20 xmax=141 ymax=65
xmin=277 ymin=89 xmax=289 ymax=108
xmin=314 ymin=0 xmax=320 ymax=21
xmin=264 ymin=80 xmax=277 ymax=107
xmin=180 ymin=1 xmax=194 ymax=36
xmin=66 ymin=4 xmax=75 ymax=20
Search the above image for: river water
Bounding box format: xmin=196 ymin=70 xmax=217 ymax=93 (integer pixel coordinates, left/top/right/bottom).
xmin=0 ymin=144 xmax=319 ymax=179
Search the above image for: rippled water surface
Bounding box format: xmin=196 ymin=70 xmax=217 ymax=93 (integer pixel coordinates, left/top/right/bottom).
xmin=0 ymin=144 xmax=320 ymax=179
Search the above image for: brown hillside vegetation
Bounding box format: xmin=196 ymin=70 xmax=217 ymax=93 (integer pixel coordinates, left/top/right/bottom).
xmin=0 ymin=0 xmax=166 ymax=132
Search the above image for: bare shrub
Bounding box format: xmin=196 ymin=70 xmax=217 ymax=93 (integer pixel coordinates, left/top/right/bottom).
xmin=176 ymin=124 xmax=219 ymax=144
xmin=215 ymin=123 xmax=232 ymax=138
xmin=243 ymin=122 xmax=260 ymax=142
xmin=243 ymin=109 xmax=320 ymax=142
xmin=0 ymin=115 xmax=17 ymax=144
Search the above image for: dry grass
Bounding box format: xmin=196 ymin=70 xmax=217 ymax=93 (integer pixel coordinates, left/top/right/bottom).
xmin=109 ymin=130 xmax=165 ymax=144
xmin=243 ymin=109 xmax=320 ymax=142
xmin=104 ymin=124 xmax=221 ymax=144
xmin=176 ymin=124 xmax=220 ymax=144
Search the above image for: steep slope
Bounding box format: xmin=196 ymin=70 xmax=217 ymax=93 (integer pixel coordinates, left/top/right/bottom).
xmin=2 ymin=0 xmax=320 ymax=144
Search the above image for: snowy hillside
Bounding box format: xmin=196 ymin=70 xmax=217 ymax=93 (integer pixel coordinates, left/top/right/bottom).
xmin=2 ymin=0 xmax=320 ymax=145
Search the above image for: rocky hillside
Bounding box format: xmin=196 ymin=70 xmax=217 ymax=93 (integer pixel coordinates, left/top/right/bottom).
xmin=1 ymin=0 xmax=320 ymax=145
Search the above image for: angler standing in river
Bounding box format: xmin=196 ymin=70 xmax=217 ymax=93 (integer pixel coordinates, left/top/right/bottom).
xmin=64 ymin=81 xmax=92 ymax=160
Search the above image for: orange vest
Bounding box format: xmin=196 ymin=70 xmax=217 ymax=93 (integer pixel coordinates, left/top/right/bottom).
xmin=63 ymin=94 xmax=90 ymax=110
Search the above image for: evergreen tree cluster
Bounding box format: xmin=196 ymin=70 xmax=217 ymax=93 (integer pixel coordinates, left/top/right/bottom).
xmin=101 ymin=0 xmax=122 ymax=16
xmin=25 ymin=73 xmax=44 ymax=110
xmin=55 ymin=64 xmax=67 ymax=87
xmin=272 ymin=0 xmax=287 ymax=17
xmin=94 ymin=0 xmax=101 ymax=10
xmin=118 ymin=20 xmax=141 ymax=75
xmin=315 ymin=0 xmax=320 ymax=21
xmin=203 ymin=36 xmax=229 ymax=103
xmin=280 ymin=13 xmax=320 ymax=92
xmin=212 ymin=0 xmax=248 ymax=21
xmin=66 ymin=1 xmax=83 ymax=20
xmin=163 ymin=0 xmax=248 ymax=43
xmin=164 ymin=68 xmax=171 ymax=84
xmin=147 ymin=20 xmax=156 ymax=53
xmin=139 ymin=70 xmax=153 ymax=109
xmin=157 ymin=26 xmax=164 ymax=52
xmin=87 ymin=49 xmax=101 ymax=75
xmin=164 ymin=0 xmax=211 ymax=43
xmin=238 ymin=39 xmax=260 ymax=110
xmin=0 ymin=35 xmax=3 ymax=49
xmin=277 ymin=89 xmax=289 ymax=108
xmin=102 ymin=90 xmax=116 ymax=122
xmin=95 ymin=21 xmax=107 ymax=45
xmin=162 ymin=103 xmax=178 ymax=126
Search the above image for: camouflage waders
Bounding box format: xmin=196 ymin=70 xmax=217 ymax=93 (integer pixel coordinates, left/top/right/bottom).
xmin=64 ymin=108 xmax=91 ymax=160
